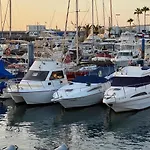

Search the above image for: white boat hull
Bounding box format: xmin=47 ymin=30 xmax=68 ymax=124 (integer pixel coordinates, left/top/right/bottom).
xmin=58 ymin=92 xmax=104 ymax=108
xmin=105 ymin=95 xmax=150 ymax=112
xmin=20 ymin=90 xmax=55 ymax=104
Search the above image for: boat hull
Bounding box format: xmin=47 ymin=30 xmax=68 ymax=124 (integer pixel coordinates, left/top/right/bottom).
xmin=20 ymin=90 xmax=55 ymax=104
xmin=104 ymin=95 xmax=150 ymax=112
xmin=58 ymin=92 xmax=104 ymax=108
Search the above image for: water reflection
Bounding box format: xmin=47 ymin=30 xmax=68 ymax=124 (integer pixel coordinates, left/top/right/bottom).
xmin=1 ymin=99 xmax=150 ymax=150
xmin=0 ymin=101 xmax=7 ymax=115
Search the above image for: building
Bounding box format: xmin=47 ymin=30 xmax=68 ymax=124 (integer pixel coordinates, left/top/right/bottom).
xmin=26 ymin=25 xmax=46 ymax=37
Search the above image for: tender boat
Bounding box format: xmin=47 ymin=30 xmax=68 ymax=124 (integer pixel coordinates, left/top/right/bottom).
xmin=52 ymin=64 xmax=115 ymax=108
xmin=103 ymin=66 xmax=150 ymax=112
xmin=7 ymin=59 xmax=68 ymax=104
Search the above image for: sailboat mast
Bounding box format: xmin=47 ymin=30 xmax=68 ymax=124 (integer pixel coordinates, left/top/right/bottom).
xmin=9 ymin=0 xmax=11 ymax=39
xmin=94 ymin=0 xmax=99 ymax=25
xmin=0 ymin=0 xmax=3 ymax=38
xmin=91 ymin=0 xmax=94 ymax=49
xmin=102 ymin=0 xmax=105 ymax=30
xmin=110 ymin=0 xmax=113 ymax=27
xmin=75 ymin=0 xmax=79 ymax=64
xmin=64 ymin=0 xmax=71 ymax=39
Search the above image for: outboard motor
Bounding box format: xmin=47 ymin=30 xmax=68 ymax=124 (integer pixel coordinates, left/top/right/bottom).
xmin=54 ymin=144 xmax=69 ymax=150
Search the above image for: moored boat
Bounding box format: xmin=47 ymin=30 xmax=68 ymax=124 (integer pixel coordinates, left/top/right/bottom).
xmin=7 ymin=59 xmax=68 ymax=104
xmin=52 ymin=64 xmax=115 ymax=108
xmin=103 ymin=66 xmax=150 ymax=112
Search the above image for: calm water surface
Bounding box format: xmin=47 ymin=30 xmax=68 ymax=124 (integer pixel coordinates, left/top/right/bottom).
xmin=0 ymin=99 xmax=150 ymax=150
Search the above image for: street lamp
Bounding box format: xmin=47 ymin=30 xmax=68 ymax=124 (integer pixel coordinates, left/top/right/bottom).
xmin=115 ymin=14 xmax=120 ymax=27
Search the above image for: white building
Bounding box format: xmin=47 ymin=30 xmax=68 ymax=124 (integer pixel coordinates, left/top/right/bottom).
xmin=26 ymin=25 xmax=46 ymax=37
xmin=26 ymin=25 xmax=46 ymax=32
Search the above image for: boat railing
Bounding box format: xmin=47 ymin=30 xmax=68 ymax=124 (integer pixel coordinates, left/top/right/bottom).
xmin=7 ymin=79 xmax=50 ymax=91
xmin=54 ymin=83 xmax=100 ymax=98
xmin=7 ymin=78 xmax=22 ymax=91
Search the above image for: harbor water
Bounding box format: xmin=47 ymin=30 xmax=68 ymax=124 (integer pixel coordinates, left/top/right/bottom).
xmin=0 ymin=99 xmax=150 ymax=150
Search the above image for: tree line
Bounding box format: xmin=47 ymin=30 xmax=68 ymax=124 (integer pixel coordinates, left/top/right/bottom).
xmin=127 ymin=6 xmax=150 ymax=32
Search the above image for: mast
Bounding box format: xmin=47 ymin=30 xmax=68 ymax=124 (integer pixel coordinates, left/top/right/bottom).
xmin=110 ymin=0 xmax=113 ymax=28
xmin=64 ymin=0 xmax=71 ymax=39
xmin=9 ymin=0 xmax=11 ymax=39
xmin=94 ymin=0 xmax=99 ymax=25
xmin=0 ymin=0 xmax=3 ymax=38
xmin=102 ymin=0 xmax=105 ymax=30
xmin=75 ymin=0 xmax=79 ymax=64
xmin=91 ymin=0 xmax=94 ymax=49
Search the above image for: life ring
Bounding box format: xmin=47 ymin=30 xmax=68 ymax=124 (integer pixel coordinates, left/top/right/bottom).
xmin=5 ymin=48 xmax=11 ymax=56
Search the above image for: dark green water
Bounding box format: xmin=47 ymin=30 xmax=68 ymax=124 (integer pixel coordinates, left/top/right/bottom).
xmin=0 ymin=99 xmax=150 ymax=150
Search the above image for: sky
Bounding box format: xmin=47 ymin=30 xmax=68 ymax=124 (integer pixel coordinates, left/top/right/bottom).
xmin=1 ymin=0 xmax=150 ymax=31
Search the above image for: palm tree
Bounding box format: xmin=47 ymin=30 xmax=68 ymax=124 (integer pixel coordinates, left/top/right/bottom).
xmin=141 ymin=6 xmax=150 ymax=31
xmin=134 ymin=8 xmax=143 ymax=32
xmin=127 ymin=18 xmax=134 ymax=29
xmin=93 ymin=25 xmax=103 ymax=35
xmin=82 ymin=24 xmax=91 ymax=38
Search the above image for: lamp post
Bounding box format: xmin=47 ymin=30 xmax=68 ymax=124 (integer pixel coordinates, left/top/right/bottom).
xmin=116 ymin=14 xmax=120 ymax=27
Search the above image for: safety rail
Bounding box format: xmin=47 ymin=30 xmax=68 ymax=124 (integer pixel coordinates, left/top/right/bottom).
xmin=7 ymin=78 xmax=56 ymax=92
xmin=53 ymin=84 xmax=102 ymax=98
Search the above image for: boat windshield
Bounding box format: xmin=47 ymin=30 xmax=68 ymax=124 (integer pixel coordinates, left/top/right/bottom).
xmin=49 ymin=71 xmax=64 ymax=80
xmin=23 ymin=70 xmax=49 ymax=81
xmin=118 ymin=52 xmax=132 ymax=57
xmin=111 ymin=76 xmax=150 ymax=87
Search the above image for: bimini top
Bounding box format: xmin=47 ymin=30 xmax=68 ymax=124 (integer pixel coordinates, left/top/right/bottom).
xmin=73 ymin=65 xmax=115 ymax=83
xmin=114 ymin=66 xmax=150 ymax=77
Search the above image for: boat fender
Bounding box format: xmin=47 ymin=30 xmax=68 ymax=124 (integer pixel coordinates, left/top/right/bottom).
xmin=54 ymin=144 xmax=69 ymax=150
xmin=2 ymin=145 xmax=18 ymax=150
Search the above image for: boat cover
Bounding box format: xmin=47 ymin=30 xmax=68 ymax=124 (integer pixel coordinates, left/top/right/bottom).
xmin=0 ymin=60 xmax=14 ymax=79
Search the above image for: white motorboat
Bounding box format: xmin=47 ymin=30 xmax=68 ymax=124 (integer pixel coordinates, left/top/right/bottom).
xmin=112 ymin=31 xmax=140 ymax=67
xmin=52 ymin=65 xmax=115 ymax=108
xmin=7 ymin=59 xmax=68 ymax=104
xmin=103 ymin=66 xmax=150 ymax=112
xmin=111 ymin=49 xmax=140 ymax=67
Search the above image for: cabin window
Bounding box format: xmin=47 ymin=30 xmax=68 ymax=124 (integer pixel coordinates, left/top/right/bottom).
xmin=111 ymin=76 xmax=150 ymax=87
xmin=23 ymin=70 xmax=49 ymax=81
xmin=131 ymin=92 xmax=147 ymax=98
xmin=118 ymin=52 xmax=132 ymax=57
xmin=49 ymin=71 xmax=64 ymax=80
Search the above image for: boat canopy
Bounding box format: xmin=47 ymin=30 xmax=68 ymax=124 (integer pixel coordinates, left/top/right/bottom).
xmin=111 ymin=76 xmax=150 ymax=87
xmin=0 ymin=60 xmax=14 ymax=79
xmin=73 ymin=75 xmax=108 ymax=83
xmin=89 ymin=66 xmax=115 ymax=77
